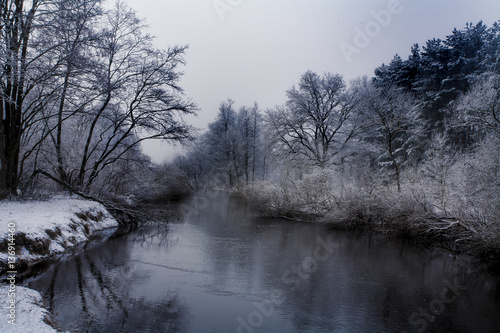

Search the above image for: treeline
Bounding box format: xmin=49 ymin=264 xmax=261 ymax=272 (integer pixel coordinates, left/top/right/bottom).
xmin=175 ymin=21 xmax=500 ymax=253
xmin=0 ymin=0 xmax=195 ymax=201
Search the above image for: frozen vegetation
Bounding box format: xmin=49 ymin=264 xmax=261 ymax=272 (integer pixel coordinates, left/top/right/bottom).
xmin=175 ymin=22 xmax=500 ymax=259
xmin=0 ymin=0 xmax=499 ymax=330
xmin=0 ymin=197 xmax=119 ymax=331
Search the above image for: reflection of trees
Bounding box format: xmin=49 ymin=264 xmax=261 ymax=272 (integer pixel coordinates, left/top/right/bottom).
xmin=133 ymin=225 xmax=174 ymax=250
xmin=187 ymin=194 xmax=500 ymax=333
xmin=30 ymin=228 xmax=188 ymax=332
xmin=267 ymin=231 xmax=500 ymax=333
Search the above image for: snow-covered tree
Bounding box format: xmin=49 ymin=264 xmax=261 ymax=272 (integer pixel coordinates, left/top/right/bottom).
xmin=203 ymin=99 xmax=240 ymax=186
xmin=20 ymin=1 xmax=196 ymax=195
xmin=374 ymin=21 xmax=500 ymax=136
xmin=419 ymin=133 xmax=458 ymax=213
xmin=356 ymin=81 xmax=425 ymax=191
xmin=236 ymin=103 xmax=263 ymax=184
xmin=266 ymin=71 xmax=357 ymax=168
xmin=453 ymin=73 xmax=500 ymax=139
xmin=0 ymin=0 xmax=54 ymax=197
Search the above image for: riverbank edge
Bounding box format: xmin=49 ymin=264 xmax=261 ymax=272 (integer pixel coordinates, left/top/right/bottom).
xmin=0 ymin=197 xmax=124 ymax=332
xmin=0 ymin=197 xmax=123 ymax=275
xmin=0 ymin=285 xmax=59 ymax=332
xmin=233 ymin=189 xmax=500 ymax=267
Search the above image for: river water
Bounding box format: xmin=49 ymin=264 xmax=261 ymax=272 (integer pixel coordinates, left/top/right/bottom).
xmin=27 ymin=192 xmax=500 ymax=332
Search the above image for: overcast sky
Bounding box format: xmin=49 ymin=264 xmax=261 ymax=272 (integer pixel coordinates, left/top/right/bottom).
xmin=123 ymin=0 xmax=500 ymax=163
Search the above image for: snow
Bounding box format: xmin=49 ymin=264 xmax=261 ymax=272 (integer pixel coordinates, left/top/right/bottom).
xmin=0 ymin=197 xmax=120 ymax=332
xmin=0 ymin=197 xmax=119 ymax=263
xmin=0 ymin=286 xmax=57 ymax=333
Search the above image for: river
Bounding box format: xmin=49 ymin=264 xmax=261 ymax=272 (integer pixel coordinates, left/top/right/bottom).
xmin=26 ymin=192 xmax=500 ymax=332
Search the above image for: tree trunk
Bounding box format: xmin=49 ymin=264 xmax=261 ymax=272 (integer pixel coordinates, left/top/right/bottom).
xmin=387 ymin=133 xmax=401 ymax=192
xmin=0 ymin=114 xmax=7 ymax=198
xmin=55 ymin=67 xmax=72 ymax=184
xmin=0 ymin=0 xmax=39 ymax=197
xmin=77 ymin=94 xmax=111 ymax=188
xmin=251 ymin=112 xmax=257 ymax=184
xmin=1 ymin=95 xmax=23 ymax=196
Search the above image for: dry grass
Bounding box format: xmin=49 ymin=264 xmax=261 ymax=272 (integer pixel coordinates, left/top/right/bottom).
xmin=75 ymin=209 xmax=105 ymax=223
xmin=0 ymin=232 xmax=52 ymax=256
xmin=45 ymin=227 xmax=62 ymax=240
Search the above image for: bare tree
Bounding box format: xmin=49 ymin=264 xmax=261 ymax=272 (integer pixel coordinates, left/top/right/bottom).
xmin=420 ymin=133 xmax=458 ymax=213
xmin=176 ymin=100 xmax=265 ymax=189
xmin=18 ymin=1 xmax=197 ymax=195
xmin=0 ymin=0 xmax=51 ymax=197
xmin=266 ymin=71 xmax=357 ymax=168
xmin=74 ymin=2 xmax=196 ymax=193
xmin=356 ymin=80 xmax=424 ymax=191
xmin=49 ymin=0 xmax=103 ymax=184
xmin=204 ymin=99 xmax=240 ymax=187
xmin=236 ymin=103 xmax=261 ymax=185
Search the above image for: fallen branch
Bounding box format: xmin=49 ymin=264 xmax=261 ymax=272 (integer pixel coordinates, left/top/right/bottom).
xmin=425 ymin=215 xmax=476 ymax=230
xmin=426 ymin=220 xmax=460 ymax=232
xmin=32 ymin=169 xmax=146 ymax=227
xmin=454 ymin=236 xmax=474 ymax=243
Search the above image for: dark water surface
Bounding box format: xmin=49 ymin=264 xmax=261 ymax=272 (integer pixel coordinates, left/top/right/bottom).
xmin=27 ymin=193 xmax=500 ymax=332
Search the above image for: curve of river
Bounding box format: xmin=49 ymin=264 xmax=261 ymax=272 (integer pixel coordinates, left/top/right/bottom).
xmin=27 ymin=192 xmax=500 ymax=332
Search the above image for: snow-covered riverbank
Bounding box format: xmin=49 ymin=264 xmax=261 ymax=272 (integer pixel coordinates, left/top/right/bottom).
xmin=0 ymin=285 xmax=58 ymax=332
xmin=0 ymin=197 xmax=120 ymax=331
xmin=0 ymin=197 xmax=119 ymax=269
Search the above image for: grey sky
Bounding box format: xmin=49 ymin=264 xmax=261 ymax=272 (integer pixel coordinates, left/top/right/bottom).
xmin=123 ymin=0 xmax=500 ymax=163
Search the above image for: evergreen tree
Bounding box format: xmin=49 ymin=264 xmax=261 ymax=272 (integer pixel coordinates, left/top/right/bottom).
xmin=374 ymin=21 xmax=500 ymax=141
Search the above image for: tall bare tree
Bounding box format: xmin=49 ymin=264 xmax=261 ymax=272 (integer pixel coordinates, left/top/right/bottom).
xmin=266 ymin=71 xmax=357 ymax=168
xmin=0 ymin=0 xmax=53 ymax=197
xmin=41 ymin=1 xmax=197 ymax=193
xmin=49 ymin=0 xmax=103 ymax=184
xmin=1 ymin=0 xmax=196 ymax=198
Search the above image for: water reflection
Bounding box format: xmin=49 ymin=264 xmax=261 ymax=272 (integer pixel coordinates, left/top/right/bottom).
xmin=29 ymin=227 xmax=188 ymax=332
xmin=27 ymin=193 xmax=500 ymax=332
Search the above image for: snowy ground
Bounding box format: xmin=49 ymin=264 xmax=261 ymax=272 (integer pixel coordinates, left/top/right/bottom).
xmin=0 ymin=196 xmax=120 ymax=332
xmin=0 ymin=285 xmax=57 ymax=332
xmin=0 ymin=196 xmax=119 ymax=265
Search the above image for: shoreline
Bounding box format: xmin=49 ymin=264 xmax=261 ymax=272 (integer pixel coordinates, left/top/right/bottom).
xmin=0 ymin=197 xmax=121 ymax=275
xmin=0 ymin=285 xmax=58 ymax=332
xmin=254 ymin=212 xmax=500 ymax=266
xmin=2 ymin=192 xmax=499 ymax=331
xmin=234 ymin=189 xmax=500 ymax=267
xmin=0 ymin=197 xmax=122 ymax=331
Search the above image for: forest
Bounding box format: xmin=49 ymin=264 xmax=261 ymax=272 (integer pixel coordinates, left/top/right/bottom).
xmin=175 ymin=21 xmax=500 ymax=255
xmin=1 ymin=0 xmax=499 ymax=255
xmin=0 ymin=0 xmax=196 ymax=203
